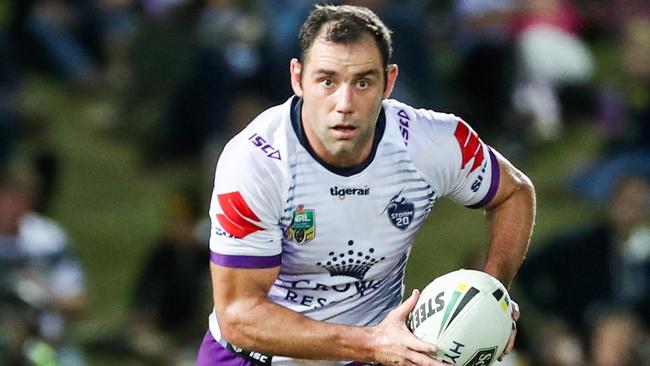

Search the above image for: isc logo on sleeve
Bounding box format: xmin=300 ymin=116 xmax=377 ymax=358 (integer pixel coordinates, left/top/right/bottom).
xmin=248 ymin=133 xmax=281 ymax=160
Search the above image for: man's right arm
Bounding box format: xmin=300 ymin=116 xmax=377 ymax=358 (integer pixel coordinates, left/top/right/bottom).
xmin=211 ymin=262 xmax=445 ymax=365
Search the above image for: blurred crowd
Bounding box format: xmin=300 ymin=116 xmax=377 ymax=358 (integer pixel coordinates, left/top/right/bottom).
xmin=1 ymin=0 xmax=649 ymax=365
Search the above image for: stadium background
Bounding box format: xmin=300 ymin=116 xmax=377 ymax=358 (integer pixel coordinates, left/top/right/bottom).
xmin=1 ymin=0 xmax=648 ymax=365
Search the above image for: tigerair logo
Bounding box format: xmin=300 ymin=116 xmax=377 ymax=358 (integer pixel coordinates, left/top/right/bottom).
xmin=316 ymin=240 xmax=385 ymax=280
xmin=330 ymin=186 xmax=370 ymax=200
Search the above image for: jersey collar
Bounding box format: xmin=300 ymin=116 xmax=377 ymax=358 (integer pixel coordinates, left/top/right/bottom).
xmin=290 ymin=96 xmax=386 ymax=177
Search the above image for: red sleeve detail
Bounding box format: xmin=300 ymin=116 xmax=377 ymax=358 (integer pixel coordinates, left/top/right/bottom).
xmin=471 ymin=145 xmax=485 ymax=172
xmin=453 ymin=119 xmax=485 ymax=173
xmin=216 ymin=192 xmax=263 ymax=238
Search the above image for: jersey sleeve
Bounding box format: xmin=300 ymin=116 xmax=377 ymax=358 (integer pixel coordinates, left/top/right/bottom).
xmin=208 ymin=139 xmax=286 ymax=268
xmin=409 ymin=110 xmax=500 ymax=208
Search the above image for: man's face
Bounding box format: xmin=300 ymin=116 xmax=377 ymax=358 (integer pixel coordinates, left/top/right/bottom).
xmin=290 ymin=31 xmax=397 ymax=167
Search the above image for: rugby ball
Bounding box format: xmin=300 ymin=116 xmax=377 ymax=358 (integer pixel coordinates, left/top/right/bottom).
xmin=407 ymin=269 xmax=513 ymax=366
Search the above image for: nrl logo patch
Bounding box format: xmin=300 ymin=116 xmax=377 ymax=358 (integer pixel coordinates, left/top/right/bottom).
xmin=287 ymin=205 xmax=315 ymax=244
xmin=382 ymin=188 xmax=414 ymax=231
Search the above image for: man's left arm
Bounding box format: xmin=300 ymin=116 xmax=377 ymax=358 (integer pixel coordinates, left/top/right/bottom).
xmin=482 ymin=150 xmax=536 ymax=288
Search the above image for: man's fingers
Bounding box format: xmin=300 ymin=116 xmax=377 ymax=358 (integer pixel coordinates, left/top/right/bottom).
xmin=497 ymin=300 xmax=520 ymax=362
xmin=390 ymin=289 xmax=420 ymax=320
xmin=404 ymin=335 xmax=437 ymax=356
xmin=503 ymin=300 xmax=520 ymax=357
xmin=403 ymin=350 xmax=445 ymax=366
xmin=497 ymin=325 xmax=517 ymax=361
xmin=392 ymin=349 xmax=449 ymax=366
xmin=377 ymin=290 xmax=450 ymax=365
xmin=505 ymin=324 xmax=517 ymax=353
xmin=511 ymin=300 xmax=520 ymax=321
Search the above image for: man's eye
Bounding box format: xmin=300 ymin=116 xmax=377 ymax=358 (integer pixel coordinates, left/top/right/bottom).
xmin=357 ymin=80 xmax=369 ymax=89
xmin=321 ymin=79 xmax=333 ymax=88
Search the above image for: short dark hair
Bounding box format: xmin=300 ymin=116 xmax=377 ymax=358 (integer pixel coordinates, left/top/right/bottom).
xmin=298 ymin=4 xmax=393 ymax=69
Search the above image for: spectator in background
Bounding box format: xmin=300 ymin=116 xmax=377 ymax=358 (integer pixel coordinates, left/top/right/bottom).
xmin=588 ymin=309 xmax=649 ymax=366
xmin=258 ymin=0 xmax=315 ymax=102
xmin=595 ymin=18 xmax=649 ymax=149
xmin=518 ymin=175 xmax=650 ymax=335
xmin=511 ymin=0 xmax=595 ymax=142
xmin=618 ymin=17 xmax=650 ymax=151
xmin=31 ymin=150 xmax=61 ymax=215
xmin=531 ymin=316 xmax=585 ymax=366
xmin=0 ymin=166 xmax=87 ymax=365
xmin=345 ymin=0 xmax=438 ymax=107
xmin=598 ymin=16 xmax=650 ymax=149
xmin=118 ymin=0 xmax=200 ymax=162
xmin=122 ymin=0 xmax=266 ymax=163
xmin=612 ymin=0 xmax=650 ymax=29
xmin=571 ymin=16 xmax=650 ymax=203
xmin=0 ymin=30 xmax=23 ymax=170
xmin=8 ymin=0 xmax=138 ymax=91
xmin=97 ymin=0 xmax=139 ymax=90
xmin=10 ymin=0 xmax=101 ymax=88
xmin=161 ymin=0 xmax=265 ymax=158
xmin=123 ymin=186 xmax=210 ymax=363
xmin=140 ymin=0 xmax=191 ymax=18
xmin=452 ymin=0 xmax=519 ymax=139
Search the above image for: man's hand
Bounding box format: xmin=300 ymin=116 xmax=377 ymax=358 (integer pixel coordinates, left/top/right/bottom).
xmin=369 ymin=289 xmax=448 ymax=366
xmin=498 ymin=300 xmax=520 ymax=362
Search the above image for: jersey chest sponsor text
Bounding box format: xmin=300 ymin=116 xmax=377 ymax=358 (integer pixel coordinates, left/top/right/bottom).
xmin=329 ymin=185 xmax=370 ymax=200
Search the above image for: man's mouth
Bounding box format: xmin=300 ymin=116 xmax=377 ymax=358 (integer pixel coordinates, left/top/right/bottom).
xmin=330 ymin=125 xmax=358 ymax=139
xmin=331 ymin=125 xmax=356 ymax=132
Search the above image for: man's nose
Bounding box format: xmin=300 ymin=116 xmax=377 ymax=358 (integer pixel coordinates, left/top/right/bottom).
xmin=335 ymin=85 xmax=354 ymax=114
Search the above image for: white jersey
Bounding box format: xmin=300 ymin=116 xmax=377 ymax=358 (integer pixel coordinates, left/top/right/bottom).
xmin=207 ymin=96 xmax=499 ymax=365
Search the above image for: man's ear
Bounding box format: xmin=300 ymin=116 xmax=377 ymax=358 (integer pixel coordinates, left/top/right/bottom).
xmin=290 ymin=58 xmax=304 ymax=97
xmin=383 ymin=64 xmax=399 ymax=99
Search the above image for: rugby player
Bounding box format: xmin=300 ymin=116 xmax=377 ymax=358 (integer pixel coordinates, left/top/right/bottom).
xmin=197 ymin=4 xmax=535 ymax=366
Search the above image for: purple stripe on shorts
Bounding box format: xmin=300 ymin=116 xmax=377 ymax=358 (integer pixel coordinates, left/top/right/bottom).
xmin=467 ymin=148 xmax=501 ymax=209
xmin=210 ymin=252 xmax=282 ymax=268
xmin=196 ymin=331 xmax=255 ymax=366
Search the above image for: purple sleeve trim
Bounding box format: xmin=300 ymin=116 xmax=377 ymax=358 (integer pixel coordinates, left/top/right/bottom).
xmin=467 ymin=148 xmax=500 ymax=209
xmin=210 ymin=252 xmax=282 ymax=268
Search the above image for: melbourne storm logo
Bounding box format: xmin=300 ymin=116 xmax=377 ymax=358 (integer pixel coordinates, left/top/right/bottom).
xmin=316 ymin=240 xmax=386 ymax=280
xmin=382 ymin=188 xmax=415 ymax=230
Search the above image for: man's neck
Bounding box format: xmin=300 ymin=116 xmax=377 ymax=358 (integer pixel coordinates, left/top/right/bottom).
xmin=290 ymin=97 xmax=386 ymax=177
